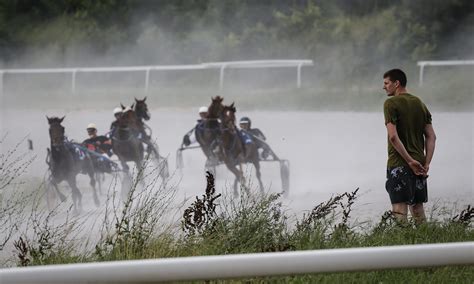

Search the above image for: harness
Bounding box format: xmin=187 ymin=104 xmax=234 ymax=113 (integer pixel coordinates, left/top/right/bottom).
xmin=195 ymin=119 xmax=221 ymax=134
xmin=219 ymin=124 xmax=241 ymax=158
xmin=112 ymin=127 xmax=137 ymax=142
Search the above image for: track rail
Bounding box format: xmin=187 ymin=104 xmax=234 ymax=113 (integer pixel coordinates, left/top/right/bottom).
xmin=1 ymin=242 xmax=472 ymax=283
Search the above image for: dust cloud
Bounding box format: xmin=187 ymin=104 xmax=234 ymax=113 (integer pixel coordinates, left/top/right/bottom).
xmin=1 ymin=107 xmax=472 ymax=222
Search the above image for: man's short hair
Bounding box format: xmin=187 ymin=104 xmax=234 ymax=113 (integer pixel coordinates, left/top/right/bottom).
xmin=383 ymin=69 xmax=407 ymax=87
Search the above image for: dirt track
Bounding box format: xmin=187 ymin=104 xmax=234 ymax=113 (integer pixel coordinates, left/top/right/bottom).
xmin=1 ymin=108 xmax=473 ymax=222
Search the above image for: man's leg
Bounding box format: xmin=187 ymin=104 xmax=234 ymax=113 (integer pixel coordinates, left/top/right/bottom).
xmin=392 ymin=202 xmax=408 ymax=223
xmin=409 ymin=203 xmax=426 ymax=224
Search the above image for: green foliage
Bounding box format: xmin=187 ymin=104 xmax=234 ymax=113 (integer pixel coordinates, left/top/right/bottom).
xmin=1 ymin=0 xmax=472 ymax=65
xmin=5 ymin=169 xmax=474 ymax=282
xmin=93 ymin=156 xmax=177 ymax=261
xmin=0 ymin=0 xmax=130 ymax=56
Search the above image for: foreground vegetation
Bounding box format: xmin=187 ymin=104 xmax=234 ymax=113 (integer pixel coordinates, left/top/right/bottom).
xmin=1 ymin=157 xmax=473 ymax=283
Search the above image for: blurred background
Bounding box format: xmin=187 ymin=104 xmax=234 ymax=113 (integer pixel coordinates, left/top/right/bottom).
xmin=0 ymin=0 xmax=472 ymax=111
xmin=0 ymin=1 xmax=472 ymax=221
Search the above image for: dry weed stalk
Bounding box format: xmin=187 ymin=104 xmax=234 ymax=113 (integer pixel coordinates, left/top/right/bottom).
xmin=296 ymin=189 xmax=360 ymax=232
xmin=96 ymin=154 xmax=177 ymax=259
xmin=0 ymin=136 xmax=36 ymax=251
xmin=452 ymin=205 xmax=474 ymax=225
xmin=182 ymin=171 xmax=221 ymax=236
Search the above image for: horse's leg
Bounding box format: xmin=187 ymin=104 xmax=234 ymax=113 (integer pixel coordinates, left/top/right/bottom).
xmin=238 ymin=162 xmax=247 ymax=189
xmin=253 ymin=160 xmax=264 ymax=193
xmin=121 ymin=160 xmax=130 ymax=173
xmin=224 ymin=160 xmax=243 ymax=196
xmin=159 ymin=156 xmax=170 ymax=181
xmin=134 ymin=142 xmax=146 ymax=187
xmin=67 ymin=176 xmax=83 ymax=214
xmin=119 ymin=159 xmax=132 ymax=199
xmin=51 ymin=180 xmax=67 ymax=202
xmin=87 ymin=167 xmax=100 ymax=207
xmin=96 ymin=172 xmax=103 ymax=195
xmin=47 ymin=181 xmax=64 ymax=210
xmin=135 ymin=158 xmax=146 ymax=188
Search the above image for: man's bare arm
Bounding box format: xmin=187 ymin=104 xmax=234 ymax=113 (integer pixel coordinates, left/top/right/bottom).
xmin=423 ymin=124 xmax=436 ymax=173
xmin=386 ymin=122 xmax=425 ymax=175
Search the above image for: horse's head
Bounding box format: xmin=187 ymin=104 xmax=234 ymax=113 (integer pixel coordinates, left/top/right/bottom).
xmin=222 ymin=103 xmax=237 ymax=132
xmin=118 ymin=105 xmax=139 ymax=129
xmin=208 ymin=96 xmax=224 ymax=120
xmin=47 ymin=116 xmax=65 ymax=146
xmin=134 ymin=97 xmax=150 ymax=121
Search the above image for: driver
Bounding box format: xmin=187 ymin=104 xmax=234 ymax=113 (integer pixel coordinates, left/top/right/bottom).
xmin=182 ymin=106 xmax=208 ymax=147
xmin=82 ymin=123 xmax=114 ymax=172
xmin=109 ymin=107 xmax=123 ymax=136
xmin=82 ymin=123 xmax=113 ymax=157
xmin=239 ymin=117 xmax=278 ymax=160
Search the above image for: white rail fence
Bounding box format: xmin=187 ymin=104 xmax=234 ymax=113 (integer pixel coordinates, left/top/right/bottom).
xmin=0 ymin=60 xmax=313 ymax=95
xmin=417 ymin=60 xmax=474 ymax=86
xmin=1 ymin=242 xmax=472 ymax=283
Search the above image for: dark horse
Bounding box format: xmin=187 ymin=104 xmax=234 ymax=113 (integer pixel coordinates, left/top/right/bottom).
xmin=112 ymin=107 xmax=144 ymax=177
xmin=195 ymin=96 xmax=224 ymax=172
xmin=220 ymin=104 xmax=264 ymax=194
xmin=133 ymin=97 xmax=150 ymax=122
xmin=133 ymin=97 xmax=170 ymax=180
xmin=46 ymin=116 xmax=99 ymax=212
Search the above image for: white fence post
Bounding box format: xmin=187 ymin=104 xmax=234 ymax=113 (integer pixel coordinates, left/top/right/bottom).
xmin=0 ymin=71 xmax=4 ymax=98
xmin=419 ymin=63 xmax=425 ymax=87
xmin=145 ymin=68 xmax=151 ymax=93
xmin=417 ymin=60 xmax=474 ymax=87
xmin=71 ymin=69 xmax=77 ymax=94
xmin=219 ymin=65 xmax=226 ymax=90
xmin=297 ymin=63 xmax=303 ymax=88
xmin=0 ymin=71 xmax=4 ymax=109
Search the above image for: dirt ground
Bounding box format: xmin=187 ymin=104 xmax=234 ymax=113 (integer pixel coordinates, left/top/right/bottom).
xmin=2 ymin=107 xmax=472 ymax=221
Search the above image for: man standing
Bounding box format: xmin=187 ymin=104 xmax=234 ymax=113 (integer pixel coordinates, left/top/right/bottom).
xmin=383 ymin=69 xmax=436 ymax=224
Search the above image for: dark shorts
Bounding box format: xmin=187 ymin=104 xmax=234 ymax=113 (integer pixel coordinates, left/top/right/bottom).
xmin=385 ymin=166 xmax=428 ymax=205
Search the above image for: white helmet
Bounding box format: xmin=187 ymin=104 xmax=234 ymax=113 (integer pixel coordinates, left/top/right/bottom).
xmin=199 ymin=106 xmax=208 ymax=113
xmin=113 ymin=107 xmax=122 ymax=115
xmin=87 ymin=123 xmax=97 ymax=130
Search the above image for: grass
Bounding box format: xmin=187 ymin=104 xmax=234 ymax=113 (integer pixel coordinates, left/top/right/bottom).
xmin=1 ymin=140 xmax=473 ymax=282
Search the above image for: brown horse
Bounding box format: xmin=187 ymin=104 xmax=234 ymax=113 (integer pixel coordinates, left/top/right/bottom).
xmin=195 ymin=96 xmax=224 ymax=171
xmin=46 ymin=116 xmax=99 ymax=212
xmin=111 ymin=107 xmax=144 ymax=176
xmin=221 ymin=104 xmax=265 ymax=193
xmin=134 ymin=97 xmax=150 ymax=122
xmin=133 ymin=97 xmax=170 ymax=180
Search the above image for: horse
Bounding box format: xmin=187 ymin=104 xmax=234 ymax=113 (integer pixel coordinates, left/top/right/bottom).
xmin=221 ymin=104 xmax=265 ymax=193
xmin=46 ymin=116 xmax=100 ymax=212
xmin=111 ymin=106 xmax=144 ymax=179
xmin=195 ymin=96 xmax=224 ymax=172
xmin=132 ymin=97 xmax=170 ymax=180
xmin=134 ymin=97 xmax=150 ymax=122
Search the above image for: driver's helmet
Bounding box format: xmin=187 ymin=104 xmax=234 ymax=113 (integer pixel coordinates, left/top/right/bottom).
xmin=239 ymin=117 xmax=251 ymax=127
xmin=198 ymin=106 xmax=208 ymax=114
xmin=87 ymin=123 xmax=97 ymax=130
xmin=113 ymin=107 xmax=122 ymax=116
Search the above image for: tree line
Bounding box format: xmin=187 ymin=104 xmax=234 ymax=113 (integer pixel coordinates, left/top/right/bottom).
xmin=0 ymin=0 xmax=472 ymax=79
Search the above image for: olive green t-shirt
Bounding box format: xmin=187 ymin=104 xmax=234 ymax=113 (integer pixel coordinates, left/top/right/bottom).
xmin=383 ymin=93 xmax=432 ymax=168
